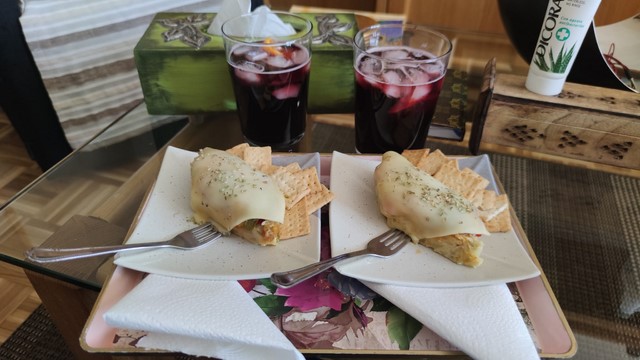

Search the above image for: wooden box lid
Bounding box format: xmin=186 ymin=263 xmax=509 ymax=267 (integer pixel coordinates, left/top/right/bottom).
xmin=470 ymin=59 xmax=640 ymax=171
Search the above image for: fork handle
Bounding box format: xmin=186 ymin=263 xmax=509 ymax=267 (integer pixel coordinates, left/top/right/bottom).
xmin=25 ymin=241 xmax=170 ymax=263
xmin=270 ymin=249 xmax=369 ymax=288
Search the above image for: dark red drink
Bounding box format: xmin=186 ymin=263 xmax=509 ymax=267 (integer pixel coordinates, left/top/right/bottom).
xmin=228 ymin=43 xmax=310 ymax=150
xmin=354 ymin=46 xmax=446 ymax=153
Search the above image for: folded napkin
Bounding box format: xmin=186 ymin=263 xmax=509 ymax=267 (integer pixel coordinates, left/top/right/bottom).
xmin=104 ymin=274 xmax=304 ymax=360
xmin=363 ymin=281 xmax=540 ymax=360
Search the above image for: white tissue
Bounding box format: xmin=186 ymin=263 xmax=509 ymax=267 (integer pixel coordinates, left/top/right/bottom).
xmin=104 ymin=274 xmax=304 ymax=360
xmin=207 ymin=0 xmax=251 ymax=36
xmin=363 ymin=281 xmax=540 ymax=360
xmin=208 ymin=0 xmax=295 ymax=37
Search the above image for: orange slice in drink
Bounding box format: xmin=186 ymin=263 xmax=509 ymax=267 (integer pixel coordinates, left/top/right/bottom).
xmin=262 ymin=38 xmax=283 ymax=56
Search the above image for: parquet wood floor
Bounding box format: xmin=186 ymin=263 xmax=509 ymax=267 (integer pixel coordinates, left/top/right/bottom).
xmin=0 ymin=108 xmax=43 ymax=344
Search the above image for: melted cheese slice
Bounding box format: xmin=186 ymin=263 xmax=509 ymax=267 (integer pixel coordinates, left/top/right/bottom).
xmin=190 ymin=148 xmax=285 ymax=232
xmin=374 ymin=151 xmax=489 ymax=241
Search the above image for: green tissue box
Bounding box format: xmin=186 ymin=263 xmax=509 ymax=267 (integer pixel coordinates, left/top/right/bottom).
xmin=134 ymin=12 xmax=358 ymax=115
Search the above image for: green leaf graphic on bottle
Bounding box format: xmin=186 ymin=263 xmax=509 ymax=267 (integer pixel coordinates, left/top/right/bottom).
xmin=534 ymin=42 xmax=576 ymax=73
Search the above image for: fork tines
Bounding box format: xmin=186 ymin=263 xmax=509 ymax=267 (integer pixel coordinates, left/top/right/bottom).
xmin=191 ymin=223 xmax=218 ymax=240
xmin=375 ymin=229 xmax=405 ymax=243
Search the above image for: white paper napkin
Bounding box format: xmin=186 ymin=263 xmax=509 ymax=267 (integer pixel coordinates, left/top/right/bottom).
xmin=363 ymin=281 xmax=540 ymax=360
xmin=208 ymin=0 xmax=294 ymax=37
xmin=207 ymin=0 xmax=251 ymax=36
xmin=104 ymin=274 xmax=304 ymax=360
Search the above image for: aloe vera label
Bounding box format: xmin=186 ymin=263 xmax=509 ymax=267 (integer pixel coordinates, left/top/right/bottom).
xmin=532 ymin=0 xmax=592 ymax=74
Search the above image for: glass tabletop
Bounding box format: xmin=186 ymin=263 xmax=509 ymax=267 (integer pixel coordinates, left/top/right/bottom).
xmin=1 ymin=30 xmax=639 ymax=359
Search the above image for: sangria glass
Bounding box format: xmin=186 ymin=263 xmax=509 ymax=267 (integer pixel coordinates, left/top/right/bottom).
xmin=222 ymin=12 xmax=312 ymax=150
xmin=353 ymin=24 xmax=452 ymax=153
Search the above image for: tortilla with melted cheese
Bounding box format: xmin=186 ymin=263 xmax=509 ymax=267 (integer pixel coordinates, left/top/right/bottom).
xmin=374 ymin=151 xmax=489 ymax=267
xmin=190 ymin=148 xmax=285 ymax=245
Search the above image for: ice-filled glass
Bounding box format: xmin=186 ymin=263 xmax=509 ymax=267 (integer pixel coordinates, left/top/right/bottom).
xmin=222 ymin=12 xmax=312 ymax=150
xmin=353 ymin=24 xmax=452 ymax=153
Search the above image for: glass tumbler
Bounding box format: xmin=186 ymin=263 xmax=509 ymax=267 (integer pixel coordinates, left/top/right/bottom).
xmin=353 ymin=24 xmax=452 ymax=153
xmin=222 ymin=12 xmax=313 ymax=151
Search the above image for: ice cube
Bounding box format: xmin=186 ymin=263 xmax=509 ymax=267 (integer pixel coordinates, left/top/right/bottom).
xmin=234 ymin=67 xmax=262 ymax=85
xmin=382 ymin=70 xmax=402 ymax=85
xmin=267 ymin=54 xmax=293 ymax=69
xmin=273 ymin=84 xmax=300 ymax=99
xmin=410 ymin=84 xmax=431 ymax=102
xmin=232 ymin=45 xmax=252 ymax=56
xmin=236 ymin=60 xmax=265 ymax=72
xmin=420 ymin=62 xmax=444 ymax=79
xmin=246 ymin=50 xmax=268 ymax=62
xmin=410 ymin=50 xmax=433 ymax=61
xmin=290 ymin=47 xmax=309 ymax=65
xmin=384 ymin=62 xmax=410 ymax=79
xmin=382 ymin=49 xmax=410 ymax=60
xmin=383 ymin=84 xmax=404 ymax=98
xmin=358 ymin=56 xmax=383 ymax=76
xmin=406 ymin=67 xmax=431 ymax=84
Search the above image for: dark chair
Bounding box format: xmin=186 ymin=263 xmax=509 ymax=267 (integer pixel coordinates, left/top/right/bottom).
xmin=0 ymin=1 xmax=72 ymax=170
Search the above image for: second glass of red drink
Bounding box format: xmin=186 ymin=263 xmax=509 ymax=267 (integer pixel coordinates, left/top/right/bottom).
xmin=353 ymin=24 xmax=452 ymax=153
xmin=222 ymin=12 xmax=312 ymax=151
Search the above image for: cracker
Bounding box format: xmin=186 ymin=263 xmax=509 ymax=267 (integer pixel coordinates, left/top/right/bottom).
xmin=299 ymin=167 xmax=323 ymax=193
xmin=433 ymin=162 xmax=488 ymax=201
xmin=243 ymin=146 xmax=271 ymax=170
xmin=433 ymin=160 xmax=463 ymax=190
xmin=402 ymin=149 xmax=430 ymax=166
xmin=260 ymin=164 xmax=281 ymax=175
xmin=479 ymin=193 xmax=508 ymax=219
xmin=294 ymin=167 xmax=334 ymax=214
xmin=283 ymin=162 xmax=302 ymax=173
xmin=271 ymin=167 xmax=311 ymax=209
xmin=485 ymin=207 xmax=512 ymax=232
xmin=280 ymin=197 xmax=311 ymax=239
xmin=306 ymin=184 xmax=334 ymax=215
xmin=221 ymin=142 xmax=335 ymax=240
xmin=434 ymin=162 xmax=487 ymax=201
xmin=456 ymin=168 xmax=490 ymax=200
xmin=494 ymin=193 xmax=509 ymax=210
xmin=473 ymin=189 xmax=497 ymax=209
xmin=417 ymin=149 xmax=453 ymax=175
xmin=226 ymin=143 xmax=249 ymax=159
xmin=479 ymin=193 xmax=511 ymax=232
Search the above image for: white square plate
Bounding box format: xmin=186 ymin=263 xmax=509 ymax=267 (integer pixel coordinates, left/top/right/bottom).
xmin=329 ymin=151 xmax=540 ymax=288
xmin=113 ymin=146 xmax=321 ymax=280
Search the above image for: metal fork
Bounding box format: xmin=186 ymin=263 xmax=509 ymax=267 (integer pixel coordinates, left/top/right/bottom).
xmin=271 ymin=229 xmax=409 ymax=288
xmin=25 ymin=223 xmax=222 ymax=263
